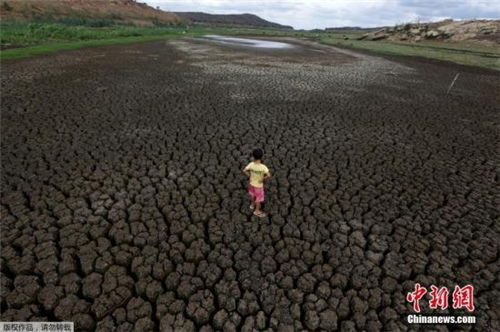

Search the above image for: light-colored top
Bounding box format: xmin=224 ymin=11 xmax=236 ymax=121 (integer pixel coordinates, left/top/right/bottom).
xmin=244 ymin=162 xmax=269 ymax=188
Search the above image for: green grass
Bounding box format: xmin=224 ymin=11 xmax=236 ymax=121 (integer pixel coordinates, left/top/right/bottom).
xmin=35 ymin=16 xmax=118 ymax=28
xmin=0 ymin=22 xmax=222 ymax=60
xmin=319 ymin=34 xmax=500 ymax=70
xmin=0 ymin=21 xmax=185 ymax=46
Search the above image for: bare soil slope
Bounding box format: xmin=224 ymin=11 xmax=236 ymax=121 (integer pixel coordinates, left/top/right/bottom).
xmin=0 ymin=0 xmax=179 ymax=25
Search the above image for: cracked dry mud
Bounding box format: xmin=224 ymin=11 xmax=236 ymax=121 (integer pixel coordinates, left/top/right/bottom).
xmin=1 ymin=37 xmax=499 ymax=331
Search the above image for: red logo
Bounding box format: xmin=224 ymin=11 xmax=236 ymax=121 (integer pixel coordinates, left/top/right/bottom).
xmin=429 ymin=285 xmax=449 ymax=310
xmin=407 ymin=283 xmax=427 ymax=313
xmin=452 ymin=285 xmax=475 ymax=312
xmin=407 ymin=284 xmax=474 ymax=312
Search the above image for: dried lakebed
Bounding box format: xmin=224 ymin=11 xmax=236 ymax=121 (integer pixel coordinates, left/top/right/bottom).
xmin=1 ymin=37 xmax=499 ymax=331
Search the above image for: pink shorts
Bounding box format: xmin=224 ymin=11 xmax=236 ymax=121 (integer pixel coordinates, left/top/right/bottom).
xmin=248 ymin=185 xmax=265 ymax=203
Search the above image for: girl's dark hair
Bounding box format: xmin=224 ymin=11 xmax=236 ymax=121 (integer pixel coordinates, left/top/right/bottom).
xmin=252 ymin=148 xmax=263 ymax=160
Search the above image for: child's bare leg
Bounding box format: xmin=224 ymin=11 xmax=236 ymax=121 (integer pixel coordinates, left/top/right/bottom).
xmin=249 ymin=196 xmax=255 ymax=209
xmin=255 ymin=201 xmax=261 ymax=214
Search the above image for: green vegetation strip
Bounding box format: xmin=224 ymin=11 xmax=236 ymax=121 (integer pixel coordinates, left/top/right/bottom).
xmin=319 ymin=36 xmax=500 ymax=71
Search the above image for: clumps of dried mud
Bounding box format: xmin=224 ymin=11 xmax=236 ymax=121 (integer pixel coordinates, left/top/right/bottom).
xmin=1 ymin=38 xmax=499 ymax=331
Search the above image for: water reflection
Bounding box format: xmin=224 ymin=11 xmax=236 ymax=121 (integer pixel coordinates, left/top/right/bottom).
xmin=200 ymin=35 xmax=293 ymax=49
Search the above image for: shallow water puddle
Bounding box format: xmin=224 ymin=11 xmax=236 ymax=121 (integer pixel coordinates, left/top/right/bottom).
xmin=200 ymin=35 xmax=294 ymax=49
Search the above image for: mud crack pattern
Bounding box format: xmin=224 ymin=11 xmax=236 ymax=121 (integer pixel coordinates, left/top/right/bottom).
xmin=1 ymin=38 xmax=499 ymax=331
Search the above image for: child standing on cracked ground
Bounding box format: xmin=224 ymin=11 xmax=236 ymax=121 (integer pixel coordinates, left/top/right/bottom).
xmin=243 ymin=148 xmax=271 ymax=218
